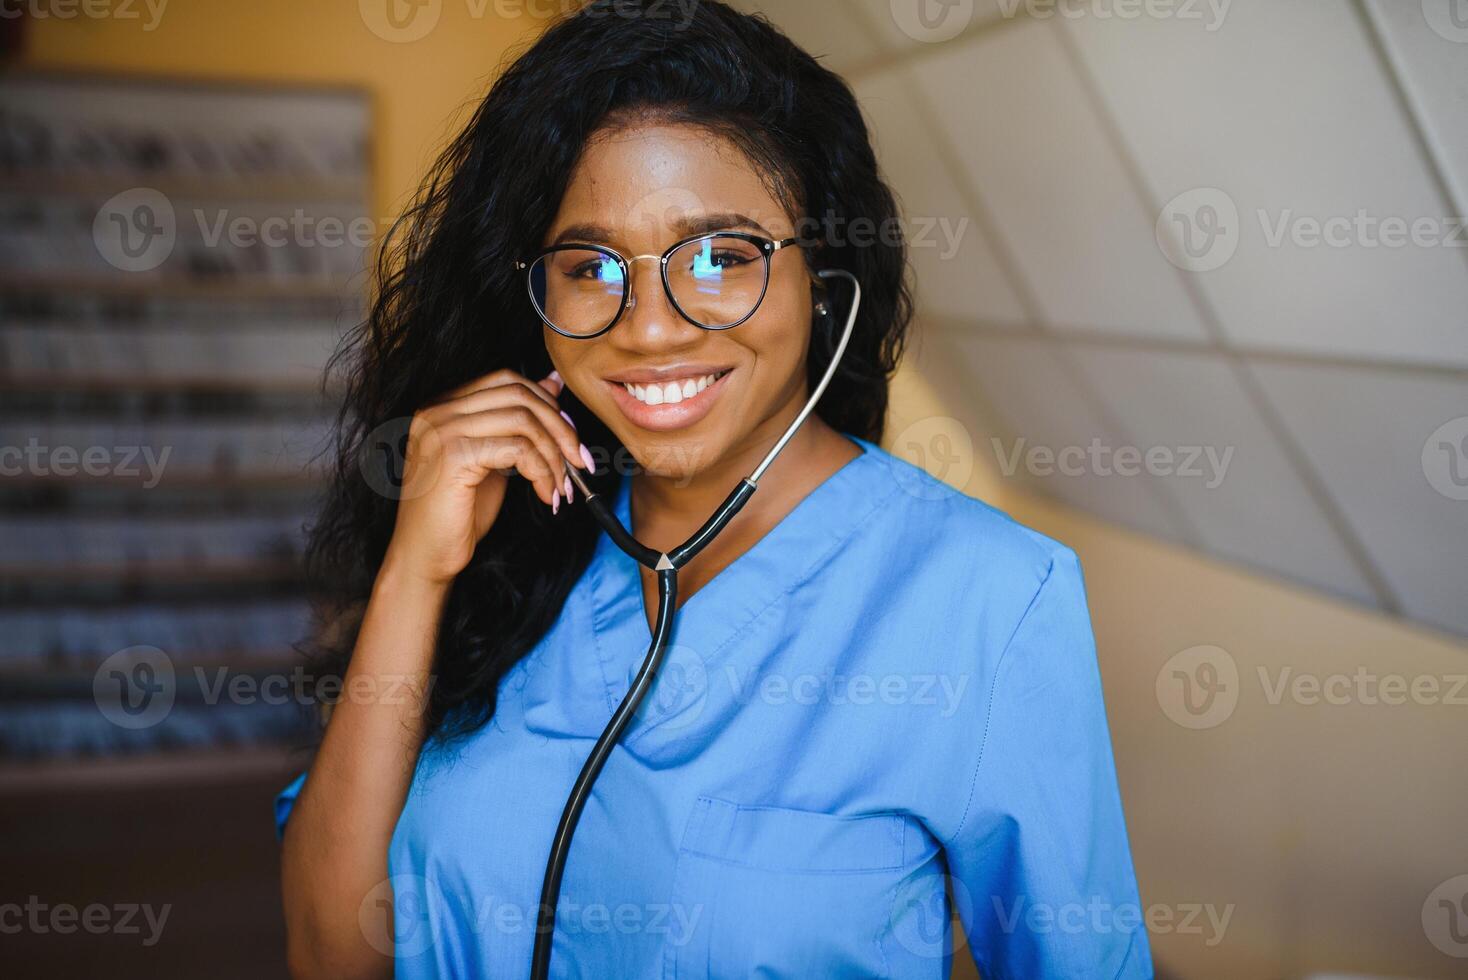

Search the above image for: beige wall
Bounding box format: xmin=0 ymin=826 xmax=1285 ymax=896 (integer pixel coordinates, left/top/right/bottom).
xmin=895 ymin=342 xmax=1468 ymax=979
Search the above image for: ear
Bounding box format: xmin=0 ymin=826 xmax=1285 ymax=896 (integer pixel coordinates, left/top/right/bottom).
xmin=810 ymin=277 xmax=833 ymax=318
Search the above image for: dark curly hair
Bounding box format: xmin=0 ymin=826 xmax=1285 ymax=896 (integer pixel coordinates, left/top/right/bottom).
xmin=306 ymin=0 xmax=914 ymax=742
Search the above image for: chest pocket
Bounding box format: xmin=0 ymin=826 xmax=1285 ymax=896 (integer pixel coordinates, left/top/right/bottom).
xmin=664 ymin=797 xmax=941 ymax=979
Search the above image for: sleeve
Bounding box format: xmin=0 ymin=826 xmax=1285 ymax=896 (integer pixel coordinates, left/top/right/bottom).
xmin=274 ymin=771 xmax=308 ymax=841
xmin=945 ymin=548 xmax=1153 ymax=980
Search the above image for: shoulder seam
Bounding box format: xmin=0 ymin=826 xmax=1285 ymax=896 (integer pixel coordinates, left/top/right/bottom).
xmin=946 ymin=550 xmax=1060 ymax=844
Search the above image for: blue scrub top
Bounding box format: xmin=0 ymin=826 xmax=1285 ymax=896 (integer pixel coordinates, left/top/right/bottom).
xmin=276 ymin=435 xmax=1152 ymax=979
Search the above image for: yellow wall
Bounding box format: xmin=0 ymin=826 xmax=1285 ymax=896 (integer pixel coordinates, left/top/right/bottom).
xmin=896 ymin=344 xmax=1468 ymax=979
xmin=16 ymin=0 xmax=545 ymax=220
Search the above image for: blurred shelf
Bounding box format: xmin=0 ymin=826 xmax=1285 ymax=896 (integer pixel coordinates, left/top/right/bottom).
xmin=0 ymin=743 xmax=307 ymax=796
xmin=0 ymin=274 xmax=360 ymax=300
xmin=0 ymin=559 xmax=302 ymax=585
xmin=1 ymin=168 xmax=369 ymax=205
xmin=1 ymin=471 xmax=323 ymax=488
xmin=0 ymin=652 xmax=306 ymax=693
xmin=1 ymin=375 xmax=335 ymax=396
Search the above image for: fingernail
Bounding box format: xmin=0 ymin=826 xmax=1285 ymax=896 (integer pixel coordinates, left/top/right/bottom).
xmin=564 ymin=475 xmax=574 ymax=502
xmin=579 ymin=443 xmax=596 ymax=472
xmin=548 ymin=369 xmax=562 ymax=384
xmin=552 ymin=489 xmax=560 ymax=515
xmin=559 ymin=409 xmax=577 ymax=429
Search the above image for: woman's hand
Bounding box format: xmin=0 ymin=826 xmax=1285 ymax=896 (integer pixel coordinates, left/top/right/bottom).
xmin=381 ymin=368 xmax=592 ymax=587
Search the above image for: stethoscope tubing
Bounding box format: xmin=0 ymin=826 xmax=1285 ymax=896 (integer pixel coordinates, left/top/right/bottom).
xmin=530 ymin=269 xmax=861 ymax=979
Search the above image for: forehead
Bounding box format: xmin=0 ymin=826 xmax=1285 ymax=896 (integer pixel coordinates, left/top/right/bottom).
xmin=548 ymin=122 xmax=795 ymax=246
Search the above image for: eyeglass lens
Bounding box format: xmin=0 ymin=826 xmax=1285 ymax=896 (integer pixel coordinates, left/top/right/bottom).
xmin=528 ymin=235 xmax=769 ymax=336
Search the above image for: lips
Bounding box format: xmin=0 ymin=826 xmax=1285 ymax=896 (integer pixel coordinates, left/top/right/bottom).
xmin=603 ymin=368 xmax=734 ymax=432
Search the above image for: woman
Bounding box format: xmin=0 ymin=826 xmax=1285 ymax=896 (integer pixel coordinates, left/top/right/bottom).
xmin=278 ymin=2 xmax=1150 ymax=978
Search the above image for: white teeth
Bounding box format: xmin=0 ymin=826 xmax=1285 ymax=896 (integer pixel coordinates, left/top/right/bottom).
xmin=622 ymin=372 xmax=724 ymax=405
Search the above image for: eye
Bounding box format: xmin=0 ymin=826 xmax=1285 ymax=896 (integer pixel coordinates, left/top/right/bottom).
xmin=706 ymin=248 xmax=754 ymax=269
xmin=684 ymin=240 xmax=761 ymax=278
xmin=565 ymin=254 xmax=623 ymax=283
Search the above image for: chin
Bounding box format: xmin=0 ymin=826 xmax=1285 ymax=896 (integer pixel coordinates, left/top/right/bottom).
xmin=618 ymin=431 xmax=721 ymax=484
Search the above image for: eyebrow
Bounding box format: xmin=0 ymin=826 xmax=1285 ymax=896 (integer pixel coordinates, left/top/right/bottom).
xmin=551 ymin=211 xmax=777 ymax=247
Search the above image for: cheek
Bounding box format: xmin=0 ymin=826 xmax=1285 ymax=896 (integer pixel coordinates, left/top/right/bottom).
xmin=544 ymin=330 xmax=590 ymax=387
xmin=745 ymin=281 xmax=813 ymax=381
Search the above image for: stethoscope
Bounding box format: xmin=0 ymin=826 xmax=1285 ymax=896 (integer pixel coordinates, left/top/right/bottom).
xmin=529 ymin=267 xmax=861 ymax=980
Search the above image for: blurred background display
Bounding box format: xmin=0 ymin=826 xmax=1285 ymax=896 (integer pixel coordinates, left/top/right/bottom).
xmin=0 ymin=75 xmax=365 ymax=759
xmin=1 ymin=71 xmax=367 ymax=978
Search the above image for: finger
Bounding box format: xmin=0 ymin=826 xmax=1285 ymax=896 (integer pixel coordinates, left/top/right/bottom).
xmin=536 ymin=369 xmax=565 ymax=398
xmin=442 ymin=407 xmax=572 ymax=503
xmin=436 ymin=383 xmax=586 ymax=472
xmin=437 ymin=367 xmax=561 ymax=406
xmin=454 ymin=433 xmax=559 ymax=507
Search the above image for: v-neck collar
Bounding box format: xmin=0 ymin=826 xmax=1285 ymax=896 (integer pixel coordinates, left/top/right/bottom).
xmin=582 ymin=434 xmax=888 ymax=721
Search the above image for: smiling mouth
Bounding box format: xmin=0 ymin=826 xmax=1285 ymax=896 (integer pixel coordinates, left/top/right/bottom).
xmin=618 ymin=369 xmax=731 ymax=405
xmin=603 ymin=368 xmax=735 ymax=432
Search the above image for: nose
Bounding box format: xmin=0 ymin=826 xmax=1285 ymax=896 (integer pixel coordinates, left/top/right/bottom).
xmin=612 ymin=254 xmax=702 ymax=351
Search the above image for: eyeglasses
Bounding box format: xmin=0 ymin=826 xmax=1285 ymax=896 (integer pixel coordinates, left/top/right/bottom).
xmin=515 ymin=231 xmax=806 ymax=340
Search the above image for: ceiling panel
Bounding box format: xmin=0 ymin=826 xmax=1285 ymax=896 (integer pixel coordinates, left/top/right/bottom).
xmin=1068 ymin=346 xmax=1382 ymax=606
xmin=851 ymin=0 xmax=1008 ymax=54
xmin=909 ymin=20 xmax=1211 ymax=341
xmin=1060 ymin=1 xmax=1468 ymax=366
xmin=1364 ymin=0 xmax=1468 ymax=213
xmin=1252 ymin=362 xmax=1468 ymax=637
xmin=854 ymin=67 xmax=1028 ymax=327
xmin=726 ymin=0 xmax=887 ymax=71
xmin=936 ymin=332 xmax=1197 ymax=543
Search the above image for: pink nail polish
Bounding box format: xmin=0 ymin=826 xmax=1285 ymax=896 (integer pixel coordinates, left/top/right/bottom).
xmin=559 ymin=409 xmax=577 ymax=429
xmin=564 ymin=475 xmax=573 ymax=502
xmin=548 ymin=369 xmax=562 ymax=384
xmin=552 ymin=489 xmax=560 ymax=515
xmin=579 ymin=443 xmax=596 ymax=473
